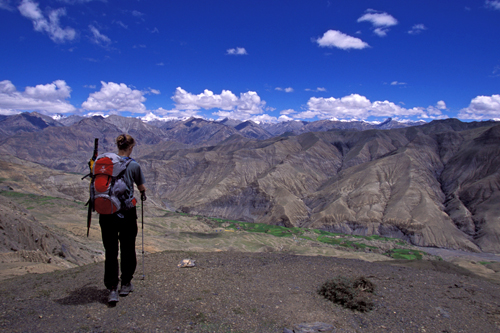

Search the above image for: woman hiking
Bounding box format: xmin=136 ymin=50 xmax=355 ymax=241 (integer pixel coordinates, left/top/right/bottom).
xmin=98 ymin=134 xmax=147 ymax=304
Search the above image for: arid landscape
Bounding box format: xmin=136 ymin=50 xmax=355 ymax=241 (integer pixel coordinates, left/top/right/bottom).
xmin=2 ymin=1 xmax=500 ymax=331
xmin=1 ymin=113 xmax=500 ymax=332
xmin=1 ymin=113 xmax=500 ymax=253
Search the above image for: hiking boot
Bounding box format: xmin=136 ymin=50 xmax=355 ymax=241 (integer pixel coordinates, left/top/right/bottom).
xmin=119 ymin=282 xmax=134 ymax=296
xmin=108 ymin=289 xmax=119 ymax=303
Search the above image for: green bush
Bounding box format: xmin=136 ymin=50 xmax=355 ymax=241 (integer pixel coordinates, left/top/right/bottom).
xmin=317 ymin=276 xmax=376 ymax=312
xmin=385 ymin=248 xmax=424 ymax=260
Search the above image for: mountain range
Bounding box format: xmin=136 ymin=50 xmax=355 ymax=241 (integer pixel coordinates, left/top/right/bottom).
xmin=1 ymin=112 xmax=499 ymax=253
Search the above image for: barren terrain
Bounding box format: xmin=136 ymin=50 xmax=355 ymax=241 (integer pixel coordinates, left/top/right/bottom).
xmin=2 ymin=190 xmax=500 ymax=332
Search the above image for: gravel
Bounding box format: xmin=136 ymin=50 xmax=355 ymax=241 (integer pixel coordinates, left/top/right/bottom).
xmin=1 ymin=250 xmax=500 ymax=332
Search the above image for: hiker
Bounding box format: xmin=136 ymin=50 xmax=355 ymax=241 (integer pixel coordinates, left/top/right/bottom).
xmin=98 ymin=134 xmax=147 ymax=304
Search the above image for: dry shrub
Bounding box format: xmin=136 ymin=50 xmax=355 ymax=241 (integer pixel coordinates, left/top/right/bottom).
xmin=317 ymin=276 xmax=376 ymax=312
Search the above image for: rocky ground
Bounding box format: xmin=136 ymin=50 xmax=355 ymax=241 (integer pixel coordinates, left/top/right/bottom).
xmin=1 ymin=250 xmax=500 ymax=333
xmin=2 ymin=191 xmax=500 ymax=332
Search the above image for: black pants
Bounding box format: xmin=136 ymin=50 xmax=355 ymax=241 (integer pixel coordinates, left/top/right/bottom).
xmin=99 ymin=208 xmax=138 ymax=290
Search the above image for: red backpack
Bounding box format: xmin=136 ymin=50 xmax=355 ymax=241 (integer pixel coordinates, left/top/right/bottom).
xmin=90 ymin=153 xmax=136 ymax=214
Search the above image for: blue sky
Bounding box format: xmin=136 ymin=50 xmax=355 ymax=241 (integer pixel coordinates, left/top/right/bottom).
xmin=0 ymin=0 xmax=499 ymax=123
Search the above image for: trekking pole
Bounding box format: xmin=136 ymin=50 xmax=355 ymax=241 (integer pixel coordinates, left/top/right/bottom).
xmin=83 ymin=138 xmax=98 ymax=237
xmin=141 ymin=196 xmax=145 ymax=280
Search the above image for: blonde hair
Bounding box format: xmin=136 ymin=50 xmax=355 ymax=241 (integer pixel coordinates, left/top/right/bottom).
xmin=116 ymin=134 xmax=136 ymax=151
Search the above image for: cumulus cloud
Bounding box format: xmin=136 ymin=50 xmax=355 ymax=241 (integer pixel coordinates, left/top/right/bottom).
xmin=391 ymin=81 xmax=407 ymax=86
xmin=486 ymin=0 xmax=500 ymax=10
xmin=436 ymin=100 xmax=447 ymax=109
xmin=226 ymin=47 xmax=248 ymax=55
xmin=81 ymin=82 xmax=147 ymax=114
xmin=278 ymin=114 xmax=294 ymax=122
xmin=408 ymin=24 xmax=427 ymax=35
xmin=458 ymin=95 xmax=500 ymax=120
xmin=306 ymin=94 xmax=372 ymax=118
xmin=249 ymin=114 xmax=278 ymax=124
xmin=171 ymin=87 xmax=266 ymax=120
xmin=280 ymin=109 xmax=296 ymax=115
xmin=18 ymin=0 xmax=76 ymax=43
xmin=0 ymin=79 xmax=76 ymax=115
xmin=295 ymin=93 xmax=445 ymax=120
xmin=141 ymin=111 xmax=203 ymax=123
xmin=357 ymin=10 xmax=398 ymax=37
xmin=315 ymin=30 xmax=369 ymax=50
xmin=89 ymin=25 xmax=111 ymax=46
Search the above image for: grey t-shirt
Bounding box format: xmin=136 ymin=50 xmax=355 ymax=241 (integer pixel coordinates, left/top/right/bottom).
xmin=121 ymin=157 xmax=145 ymax=200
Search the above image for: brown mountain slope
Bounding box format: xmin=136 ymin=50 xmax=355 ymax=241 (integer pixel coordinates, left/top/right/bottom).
xmin=0 ymin=197 xmax=99 ymax=273
xmin=0 ymin=117 xmax=499 ymax=253
xmin=440 ymin=125 xmax=500 ymax=252
xmin=139 ymin=122 xmax=499 ymax=252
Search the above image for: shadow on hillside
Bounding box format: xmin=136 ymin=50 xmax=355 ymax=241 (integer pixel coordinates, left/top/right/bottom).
xmin=55 ymin=285 xmax=108 ymax=305
xmin=179 ymin=232 xmax=222 ymax=239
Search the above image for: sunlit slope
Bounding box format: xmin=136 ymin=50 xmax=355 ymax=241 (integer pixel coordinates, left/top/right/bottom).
xmin=1 ymin=116 xmax=499 ymax=252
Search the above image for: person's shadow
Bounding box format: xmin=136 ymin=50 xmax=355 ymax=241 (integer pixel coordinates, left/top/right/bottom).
xmin=55 ymin=285 xmax=109 ymax=306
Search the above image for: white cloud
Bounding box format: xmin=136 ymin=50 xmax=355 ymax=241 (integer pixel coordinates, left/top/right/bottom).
xmin=301 ymin=94 xmax=445 ymax=120
xmin=140 ymin=111 xmax=181 ymax=122
xmin=357 ymin=11 xmax=398 ymax=37
xmin=151 ymin=107 xmax=199 ymax=119
xmin=89 ymin=25 xmax=111 ymax=46
xmin=81 ymin=82 xmax=147 ymax=114
xmin=305 ymin=87 xmax=327 ymax=92
xmin=172 ymin=88 xmax=237 ymax=110
xmin=486 ymin=0 xmax=500 ymax=10
xmin=293 ymin=110 xmax=321 ymax=119
xmin=408 ymin=24 xmax=427 ymax=35
xmin=436 ymin=100 xmax=447 ymax=109
xmin=315 ymin=30 xmax=369 ymax=50
xmin=249 ymin=114 xmax=278 ymax=124
xmin=458 ymin=95 xmax=500 ymax=120
xmin=307 ymin=94 xmax=372 ymax=119
xmin=391 ymin=81 xmax=407 ymax=86
xmin=18 ymin=0 xmax=76 ymax=43
xmin=358 ymin=11 xmax=398 ymax=27
xmin=275 ymin=87 xmax=294 ymax=93
xmin=278 ymin=115 xmax=294 ymax=122
xmin=171 ymin=87 xmax=266 ymax=120
xmin=280 ymin=109 xmax=296 ymax=115
xmin=0 ymin=79 xmax=76 ymax=115
xmin=226 ymin=47 xmax=248 ymax=55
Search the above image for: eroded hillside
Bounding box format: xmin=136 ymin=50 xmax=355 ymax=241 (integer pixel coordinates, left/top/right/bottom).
xmin=0 ymin=115 xmax=499 ymax=252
